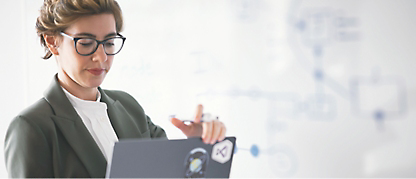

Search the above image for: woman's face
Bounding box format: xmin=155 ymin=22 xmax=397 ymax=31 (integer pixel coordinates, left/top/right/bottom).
xmin=56 ymin=13 xmax=116 ymax=89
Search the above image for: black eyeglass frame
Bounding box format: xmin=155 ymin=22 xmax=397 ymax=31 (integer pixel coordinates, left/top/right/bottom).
xmin=60 ymin=32 xmax=126 ymax=56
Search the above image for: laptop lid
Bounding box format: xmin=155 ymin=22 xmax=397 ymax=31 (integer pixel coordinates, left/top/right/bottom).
xmin=107 ymin=136 xmax=236 ymax=178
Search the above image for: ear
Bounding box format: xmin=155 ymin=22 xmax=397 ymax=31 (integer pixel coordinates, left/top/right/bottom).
xmin=43 ymin=34 xmax=60 ymax=55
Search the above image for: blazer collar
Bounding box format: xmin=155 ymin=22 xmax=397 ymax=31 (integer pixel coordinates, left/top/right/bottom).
xmin=43 ymin=75 xmax=106 ymax=178
xmin=99 ymin=88 xmax=144 ymax=139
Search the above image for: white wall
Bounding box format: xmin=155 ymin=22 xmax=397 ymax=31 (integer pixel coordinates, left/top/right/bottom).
xmin=1 ymin=0 xmax=416 ymax=177
xmin=1 ymin=0 xmax=32 ymax=177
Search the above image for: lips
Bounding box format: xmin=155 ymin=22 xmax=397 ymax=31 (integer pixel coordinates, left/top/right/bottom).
xmin=87 ymin=68 xmax=106 ymax=76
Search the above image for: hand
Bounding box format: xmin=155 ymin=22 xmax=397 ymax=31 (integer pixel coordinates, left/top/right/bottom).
xmin=170 ymin=104 xmax=226 ymax=144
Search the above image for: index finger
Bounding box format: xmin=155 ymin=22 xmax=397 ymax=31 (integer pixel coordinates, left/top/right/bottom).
xmin=194 ymin=104 xmax=204 ymax=123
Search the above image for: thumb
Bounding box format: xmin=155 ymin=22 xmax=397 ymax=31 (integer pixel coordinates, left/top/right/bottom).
xmin=170 ymin=117 xmax=191 ymax=133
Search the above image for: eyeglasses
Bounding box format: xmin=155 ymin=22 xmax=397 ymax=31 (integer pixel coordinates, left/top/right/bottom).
xmin=60 ymin=32 xmax=126 ymax=56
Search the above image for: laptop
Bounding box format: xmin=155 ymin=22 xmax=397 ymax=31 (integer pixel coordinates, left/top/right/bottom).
xmin=106 ymin=136 xmax=236 ymax=178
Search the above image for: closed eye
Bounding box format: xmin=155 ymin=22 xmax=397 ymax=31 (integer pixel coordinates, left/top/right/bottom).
xmin=105 ymin=42 xmax=115 ymax=47
xmin=79 ymin=42 xmax=94 ymax=47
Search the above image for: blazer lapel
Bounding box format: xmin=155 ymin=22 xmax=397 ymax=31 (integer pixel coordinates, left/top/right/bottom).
xmin=43 ymin=75 xmax=106 ymax=178
xmin=99 ymin=88 xmax=143 ymax=139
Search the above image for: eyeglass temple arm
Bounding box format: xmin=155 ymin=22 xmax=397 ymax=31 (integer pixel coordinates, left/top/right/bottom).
xmin=60 ymin=32 xmax=74 ymax=40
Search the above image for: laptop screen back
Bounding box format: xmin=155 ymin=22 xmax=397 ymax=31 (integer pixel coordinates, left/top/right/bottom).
xmin=107 ymin=137 xmax=236 ymax=178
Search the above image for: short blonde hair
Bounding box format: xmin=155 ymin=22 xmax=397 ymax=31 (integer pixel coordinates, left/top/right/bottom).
xmin=36 ymin=0 xmax=124 ymax=59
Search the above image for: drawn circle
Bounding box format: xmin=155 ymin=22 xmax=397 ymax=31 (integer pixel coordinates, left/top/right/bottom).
xmin=268 ymin=145 xmax=298 ymax=177
xmin=374 ymin=109 xmax=385 ymax=121
xmin=250 ymin=144 xmax=259 ymax=157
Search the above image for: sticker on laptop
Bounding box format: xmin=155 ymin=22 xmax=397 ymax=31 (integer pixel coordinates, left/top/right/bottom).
xmin=212 ymin=139 xmax=233 ymax=164
xmin=184 ymin=147 xmax=209 ymax=178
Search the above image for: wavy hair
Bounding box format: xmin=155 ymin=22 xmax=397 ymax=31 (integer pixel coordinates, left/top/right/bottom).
xmin=36 ymin=0 xmax=123 ymax=59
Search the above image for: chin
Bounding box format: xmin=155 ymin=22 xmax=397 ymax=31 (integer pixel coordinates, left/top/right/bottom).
xmin=86 ymin=76 xmax=106 ymax=88
xmin=91 ymin=80 xmax=105 ymax=88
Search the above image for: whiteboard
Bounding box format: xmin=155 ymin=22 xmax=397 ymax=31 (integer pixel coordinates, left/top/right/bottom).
xmin=1 ymin=0 xmax=416 ymax=177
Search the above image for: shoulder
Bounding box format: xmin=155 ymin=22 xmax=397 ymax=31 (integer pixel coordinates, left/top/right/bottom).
xmin=6 ymin=98 xmax=56 ymax=153
xmin=8 ymin=98 xmax=55 ymax=134
xmin=19 ymin=98 xmax=52 ymax=116
xmin=14 ymin=98 xmax=54 ymax=124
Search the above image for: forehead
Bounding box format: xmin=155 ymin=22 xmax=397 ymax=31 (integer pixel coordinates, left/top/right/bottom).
xmin=65 ymin=13 xmax=116 ymax=37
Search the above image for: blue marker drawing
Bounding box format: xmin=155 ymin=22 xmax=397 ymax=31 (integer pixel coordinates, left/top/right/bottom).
xmin=250 ymin=144 xmax=260 ymax=157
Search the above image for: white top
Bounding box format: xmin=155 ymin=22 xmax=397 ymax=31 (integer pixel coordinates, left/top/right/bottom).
xmin=61 ymin=87 xmax=119 ymax=162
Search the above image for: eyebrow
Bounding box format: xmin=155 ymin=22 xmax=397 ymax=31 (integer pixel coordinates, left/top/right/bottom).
xmin=74 ymin=32 xmax=118 ymax=38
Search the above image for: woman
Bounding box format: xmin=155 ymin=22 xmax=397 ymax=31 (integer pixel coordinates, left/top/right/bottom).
xmin=4 ymin=0 xmax=226 ymax=178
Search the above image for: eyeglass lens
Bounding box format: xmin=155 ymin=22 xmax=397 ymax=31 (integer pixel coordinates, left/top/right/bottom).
xmin=76 ymin=38 xmax=124 ymax=55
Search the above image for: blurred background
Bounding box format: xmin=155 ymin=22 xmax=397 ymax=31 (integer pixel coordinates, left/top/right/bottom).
xmin=1 ymin=0 xmax=416 ymax=177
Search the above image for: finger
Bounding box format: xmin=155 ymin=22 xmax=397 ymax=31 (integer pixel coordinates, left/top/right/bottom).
xmin=194 ymin=104 xmax=203 ymax=123
xmin=170 ymin=117 xmax=190 ymax=134
xmin=189 ymin=122 xmax=203 ymax=137
xmin=202 ymin=121 xmax=213 ymax=144
xmin=210 ymin=121 xmax=222 ymax=144
xmin=218 ymin=123 xmax=226 ymax=141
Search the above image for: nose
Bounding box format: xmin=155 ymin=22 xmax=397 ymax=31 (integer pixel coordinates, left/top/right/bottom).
xmin=92 ymin=44 xmax=107 ymax=62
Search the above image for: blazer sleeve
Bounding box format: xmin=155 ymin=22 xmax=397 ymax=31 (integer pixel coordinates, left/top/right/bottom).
xmin=146 ymin=115 xmax=167 ymax=138
xmin=4 ymin=116 xmax=54 ymax=178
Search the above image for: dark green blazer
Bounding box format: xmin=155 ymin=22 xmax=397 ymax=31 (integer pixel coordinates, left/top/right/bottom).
xmin=4 ymin=75 xmax=167 ymax=178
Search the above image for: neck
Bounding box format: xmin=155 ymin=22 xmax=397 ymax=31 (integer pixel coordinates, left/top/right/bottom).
xmin=57 ymin=72 xmax=98 ymax=101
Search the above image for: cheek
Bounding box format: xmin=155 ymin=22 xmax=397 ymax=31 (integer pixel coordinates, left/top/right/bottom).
xmin=59 ymin=40 xmax=76 ymax=55
xmin=106 ymin=57 xmax=115 ymax=69
xmin=59 ymin=49 xmax=88 ymax=72
xmin=58 ymin=44 xmax=76 ymax=65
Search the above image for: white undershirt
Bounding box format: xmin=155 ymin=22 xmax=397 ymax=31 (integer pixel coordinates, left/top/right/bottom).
xmin=61 ymin=87 xmax=119 ymax=162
